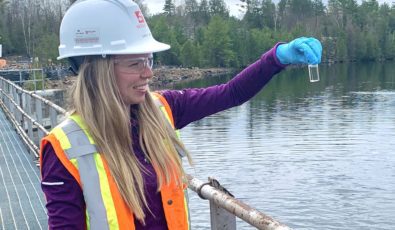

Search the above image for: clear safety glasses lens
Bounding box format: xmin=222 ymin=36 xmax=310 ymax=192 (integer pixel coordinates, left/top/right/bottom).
xmin=114 ymin=56 xmax=153 ymax=74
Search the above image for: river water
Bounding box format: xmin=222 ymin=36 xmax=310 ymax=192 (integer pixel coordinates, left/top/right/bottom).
xmin=173 ymin=62 xmax=395 ymax=229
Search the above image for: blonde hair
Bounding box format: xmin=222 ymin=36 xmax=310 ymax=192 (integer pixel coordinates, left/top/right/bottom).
xmin=69 ymin=56 xmax=191 ymax=223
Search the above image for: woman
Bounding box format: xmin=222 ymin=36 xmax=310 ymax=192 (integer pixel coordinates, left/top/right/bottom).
xmin=40 ymin=0 xmax=322 ymax=229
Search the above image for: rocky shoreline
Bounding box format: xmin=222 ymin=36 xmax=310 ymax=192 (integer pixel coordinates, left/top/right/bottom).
xmin=150 ymin=66 xmax=235 ymax=88
xmin=45 ymin=66 xmax=235 ymax=91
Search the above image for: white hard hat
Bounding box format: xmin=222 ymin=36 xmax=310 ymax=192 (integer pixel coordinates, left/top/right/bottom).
xmin=58 ymin=0 xmax=170 ymax=60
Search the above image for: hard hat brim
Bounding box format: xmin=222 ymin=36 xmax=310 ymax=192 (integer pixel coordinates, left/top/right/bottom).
xmin=57 ymin=39 xmax=171 ymax=60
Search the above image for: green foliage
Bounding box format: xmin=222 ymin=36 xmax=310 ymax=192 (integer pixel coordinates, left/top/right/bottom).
xmin=163 ymin=0 xmax=176 ymax=15
xmin=249 ymin=28 xmax=275 ymax=60
xmin=209 ymin=0 xmax=229 ymax=18
xmin=23 ymin=70 xmax=45 ymax=91
xmin=180 ymin=40 xmax=200 ymax=67
xmin=336 ymin=36 xmax=347 ymax=61
xmin=202 ymin=16 xmax=235 ymax=67
xmin=35 ymin=34 xmax=59 ymax=64
xmin=382 ymin=33 xmax=395 ymax=59
xmin=1 ymin=0 xmax=395 ymax=68
xmin=227 ymin=19 xmax=249 ymax=67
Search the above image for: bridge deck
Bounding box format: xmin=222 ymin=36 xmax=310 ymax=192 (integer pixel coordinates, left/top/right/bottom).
xmin=0 ymin=109 xmax=48 ymax=229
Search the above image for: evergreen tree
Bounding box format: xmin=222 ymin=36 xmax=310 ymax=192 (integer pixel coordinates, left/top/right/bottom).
xmin=199 ymin=0 xmax=211 ymax=25
xmin=1 ymin=0 xmax=394 ymax=66
xmin=181 ymin=40 xmax=200 ymax=67
xmin=202 ymin=16 xmax=235 ymax=67
xmin=336 ymin=35 xmax=348 ymax=61
xmin=261 ymin=0 xmax=277 ymax=29
xmin=185 ymin=0 xmax=199 ymax=15
xmin=163 ymin=0 xmax=176 ymax=16
xmin=0 ymin=0 xmax=6 ymax=12
xmin=36 ymin=34 xmax=59 ymax=64
xmin=243 ymin=0 xmax=262 ymax=29
xmin=183 ymin=0 xmax=200 ymax=37
xmin=209 ymin=0 xmax=229 ymax=18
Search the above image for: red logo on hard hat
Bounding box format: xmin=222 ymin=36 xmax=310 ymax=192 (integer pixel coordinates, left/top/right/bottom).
xmin=135 ymin=11 xmax=145 ymax=23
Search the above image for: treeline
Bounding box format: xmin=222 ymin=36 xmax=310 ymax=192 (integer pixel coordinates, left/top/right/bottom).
xmin=0 ymin=0 xmax=394 ymax=68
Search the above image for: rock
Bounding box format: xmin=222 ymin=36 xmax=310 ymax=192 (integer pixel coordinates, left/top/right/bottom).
xmin=45 ymin=67 xmax=236 ymax=92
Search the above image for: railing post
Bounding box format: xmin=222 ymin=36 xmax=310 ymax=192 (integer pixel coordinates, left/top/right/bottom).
xmin=188 ymin=175 xmax=292 ymax=230
xmin=0 ymin=76 xmax=62 ymax=157
xmin=22 ymin=93 xmax=26 ymax=128
xmin=33 ymin=69 xmax=37 ymax=91
xmin=12 ymin=87 xmax=17 ymax=119
xmin=0 ymin=79 xmax=2 ymax=101
xmin=5 ymin=86 xmax=10 ymax=111
xmin=8 ymin=85 xmax=12 ymax=113
xmin=50 ymin=107 xmax=57 ymax=130
xmin=35 ymin=98 xmax=44 ymax=141
xmin=209 ymin=178 xmax=237 ymax=230
xmin=26 ymin=94 xmax=33 ymax=141
xmin=42 ymin=69 xmax=45 ymax=91
xmin=16 ymin=90 xmax=23 ymax=126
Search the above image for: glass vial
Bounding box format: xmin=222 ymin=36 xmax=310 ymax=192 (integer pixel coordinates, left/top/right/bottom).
xmin=308 ymin=64 xmax=320 ymax=82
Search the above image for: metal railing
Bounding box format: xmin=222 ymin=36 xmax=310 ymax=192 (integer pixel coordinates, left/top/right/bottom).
xmin=0 ymin=68 xmax=45 ymax=91
xmin=0 ymin=76 xmax=66 ymax=159
xmin=0 ymin=76 xmax=291 ymax=230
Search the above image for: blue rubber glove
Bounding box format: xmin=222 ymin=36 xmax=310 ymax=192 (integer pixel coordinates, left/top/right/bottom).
xmin=276 ymin=37 xmax=322 ymax=65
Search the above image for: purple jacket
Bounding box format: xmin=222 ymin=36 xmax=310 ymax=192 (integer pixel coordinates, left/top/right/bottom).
xmin=40 ymin=45 xmax=285 ymax=229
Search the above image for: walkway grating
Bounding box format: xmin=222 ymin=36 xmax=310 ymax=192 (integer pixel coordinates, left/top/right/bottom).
xmin=0 ymin=108 xmax=47 ymax=229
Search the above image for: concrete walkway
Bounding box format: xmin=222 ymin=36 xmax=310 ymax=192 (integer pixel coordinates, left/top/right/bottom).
xmin=0 ymin=108 xmax=47 ymax=229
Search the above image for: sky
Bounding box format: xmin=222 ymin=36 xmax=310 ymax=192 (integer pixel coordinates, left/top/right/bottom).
xmin=144 ymin=0 xmax=394 ymax=17
xmin=145 ymin=0 xmax=248 ymax=17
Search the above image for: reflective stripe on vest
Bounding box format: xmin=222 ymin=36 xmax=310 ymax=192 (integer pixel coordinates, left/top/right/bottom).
xmin=151 ymin=93 xmax=190 ymax=229
xmin=151 ymin=92 xmax=186 ymax=158
xmin=54 ymin=117 xmax=119 ymax=230
xmin=41 ymin=93 xmax=190 ymax=230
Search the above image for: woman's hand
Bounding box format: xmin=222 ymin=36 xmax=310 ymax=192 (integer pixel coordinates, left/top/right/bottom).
xmin=276 ymin=37 xmax=322 ymax=65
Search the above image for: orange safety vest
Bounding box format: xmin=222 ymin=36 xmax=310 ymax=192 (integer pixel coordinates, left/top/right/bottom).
xmin=40 ymin=92 xmax=190 ymax=230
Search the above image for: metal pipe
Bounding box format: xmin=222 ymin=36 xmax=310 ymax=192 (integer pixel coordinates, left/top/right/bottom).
xmin=0 ymin=77 xmax=66 ymax=114
xmin=187 ymin=175 xmax=292 ymax=230
xmin=0 ymin=89 xmax=49 ymax=134
xmin=0 ymin=99 xmax=40 ymax=157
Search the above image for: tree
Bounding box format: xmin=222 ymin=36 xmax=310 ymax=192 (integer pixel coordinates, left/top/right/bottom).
xmin=36 ymin=34 xmax=59 ymax=64
xmin=150 ymin=15 xmax=181 ymax=65
xmin=202 ymin=16 xmax=235 ymax=67
xmin=180 ymin=40 xmax=200 ymax=67
xmin=288 ymin=0 xmax=315 ymax=24
xmin=336 ymin=35 xmax=347 ymax=61
xmin=183 ymin=0 xmax=200 ymax=37
xmin=243 ymin=0 xmax=262 ymax=28
xmin=276 ymin=0 xmax=318 ymax=32
xmin=198 ymin=0 xmax=210 ymax=25
xmin=134 ymin=0 xmax=150 ymax=16
xmin=1 ymin=0 xmax=393 ymax=66
xmin=261 ymin=0 xmax=277 ymax=29
xmin=185 ymin=0 xmax=199 ymax=15
xmin=0 ymin=0 xmax=7 ymax=12
xmin=163 ymin=0 xmax=176 ymax=16
xmin=312 ymin=0 xmax=325 ymax=30
xmin=209 ymin=0 xmax=229 ymax=18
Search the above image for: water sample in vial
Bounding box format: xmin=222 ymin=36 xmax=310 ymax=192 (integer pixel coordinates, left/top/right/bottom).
xmin=308 ymin=64 xmax=320 ymax=82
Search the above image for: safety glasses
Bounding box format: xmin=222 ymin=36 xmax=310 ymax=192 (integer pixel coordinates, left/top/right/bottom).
xmin=114 ymin=55 xmax=153 ymax=74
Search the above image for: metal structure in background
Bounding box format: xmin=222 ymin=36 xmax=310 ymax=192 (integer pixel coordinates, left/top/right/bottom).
xmin=0 ymin=76 xmax=292 ymax=230
xmin=0 ymin=69 xmax=45 ymax=91
xmin=0 ymin=77 xmax=66 ymax=159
